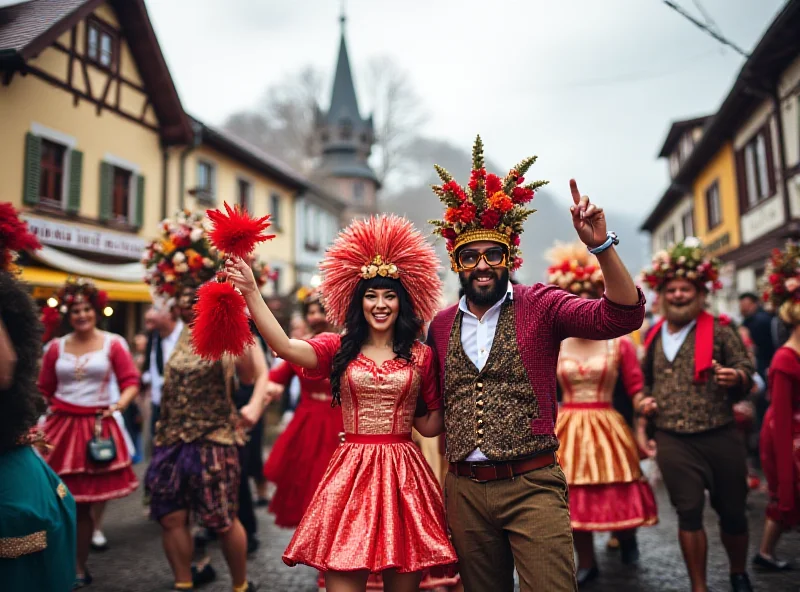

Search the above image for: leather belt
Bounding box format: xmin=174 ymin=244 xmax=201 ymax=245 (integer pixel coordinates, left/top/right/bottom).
xmin=448 ymin=452 xmax=556 ymax=482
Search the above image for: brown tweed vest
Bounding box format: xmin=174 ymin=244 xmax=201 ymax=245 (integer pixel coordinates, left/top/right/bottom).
xmin=444 ymin=301 xmax=557 ymax=462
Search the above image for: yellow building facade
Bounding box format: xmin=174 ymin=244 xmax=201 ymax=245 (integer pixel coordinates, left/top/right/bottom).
xmin=691 ymin=143 xmax=741 ymax=259
xmin=0 ymin=0 xmax=313 ymax=337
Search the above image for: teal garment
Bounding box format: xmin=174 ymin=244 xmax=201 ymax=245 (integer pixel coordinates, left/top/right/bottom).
xmin=0 ymin=446 xmax=76 ymax=592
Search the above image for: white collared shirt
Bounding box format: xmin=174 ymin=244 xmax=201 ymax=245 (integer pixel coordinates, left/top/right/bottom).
xmin=661 ymin=319 xmax=696 ymax=363
xmin=146 ymin=320 xmax=184 ymax=406
xmin=458 ymin=283 xmax=513 ymax=461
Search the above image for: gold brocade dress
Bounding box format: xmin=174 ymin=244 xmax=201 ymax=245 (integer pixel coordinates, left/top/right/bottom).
xmin=556 ymin=338 xmax=658 ymax=531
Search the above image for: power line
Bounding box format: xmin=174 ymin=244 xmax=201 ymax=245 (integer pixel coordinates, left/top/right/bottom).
xmin=690 ymin=0 xmax=722 ymax=36
xmin=662 ymin=0 xmax=750 ymax=58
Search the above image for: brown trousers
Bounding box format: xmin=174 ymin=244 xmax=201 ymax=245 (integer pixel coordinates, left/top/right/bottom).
xmin=444 ymin=462 xmax=578 ymax=592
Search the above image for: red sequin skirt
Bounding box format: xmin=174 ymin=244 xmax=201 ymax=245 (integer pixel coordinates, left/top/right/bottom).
xmin=283 ymin=435 xmax=458 ymax=574
xmin=557 ymin=404 xmax=658 ymax=531
xmin=42 ymin=411 xmax=139 ymax=503
xmin=263 ymin=400 xmax=343 ymax=528
xmin=760 ymin=406 xmax=800 ymax=528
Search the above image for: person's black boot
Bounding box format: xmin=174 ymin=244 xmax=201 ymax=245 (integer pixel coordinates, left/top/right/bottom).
xmin=730 ymin=572 xmax=754 ymax=592
xmin=620 ymin=536 xmax=640 ymax=565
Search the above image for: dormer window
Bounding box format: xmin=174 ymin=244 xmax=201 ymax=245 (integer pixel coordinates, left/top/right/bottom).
xmin=86 ymin=17 xmax=116 ymax=70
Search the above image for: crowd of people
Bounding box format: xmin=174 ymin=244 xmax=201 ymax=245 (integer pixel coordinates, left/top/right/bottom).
xmin=0 ymin=136 xmax=798 ymax=592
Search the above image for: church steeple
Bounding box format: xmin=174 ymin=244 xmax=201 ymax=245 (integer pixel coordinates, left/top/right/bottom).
xmin=314 ymin=10 xmax=379 ymax=218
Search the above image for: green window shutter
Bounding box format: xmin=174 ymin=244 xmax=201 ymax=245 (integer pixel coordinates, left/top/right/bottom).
xmin=67 ymin=149 xmax=83 ymax=214
xmin=134 ymin=174 xmax=145 ymax=228
xmin=99 ymin=162 xmax=113 ymax=222
xmin=23 ymin=132 xmax=41 ymax=205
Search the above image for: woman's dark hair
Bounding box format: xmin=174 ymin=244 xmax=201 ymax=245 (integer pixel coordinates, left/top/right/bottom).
xmin=329 ymin=276 xmax=422 ymax=406
xmin=0 ymin=272 xmax=46 ymax=454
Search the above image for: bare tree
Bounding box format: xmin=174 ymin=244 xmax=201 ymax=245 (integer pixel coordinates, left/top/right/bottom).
xmin=222 ymin=58 xmax=425 ymax=184
xmin=362 ymin=55 xmax=427 ymax=187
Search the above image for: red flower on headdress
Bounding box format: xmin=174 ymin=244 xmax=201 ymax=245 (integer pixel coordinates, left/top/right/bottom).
xmin=468 ymin=168 xmax=486 ymax=191
xmin=485 ymin=174 xmax=502 ymax=196
xmin=441 ymin=227 xmax=457 ymax=241
xmin=206 ymin=202 xmax=275 ymax=259
xmin=0 ymin=203 xmax=41 ymax=271
xmin=511 ymin=234 xmax=521 ymax=247
xmin=481 ymin=209 xmax=501 ymax=229
xmin=441 ymin=181 xmax=467 ymax=202
xmin=512 ymin=186 xmax=535 ymax=204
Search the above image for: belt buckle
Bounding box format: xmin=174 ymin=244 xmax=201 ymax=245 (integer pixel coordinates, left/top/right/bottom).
xmin=469 ymin=462 xmax=495 ymax=483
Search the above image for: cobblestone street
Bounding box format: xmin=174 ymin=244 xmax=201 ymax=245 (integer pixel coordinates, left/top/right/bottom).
xmin=87 ymin=466 xmax=799 ymax=592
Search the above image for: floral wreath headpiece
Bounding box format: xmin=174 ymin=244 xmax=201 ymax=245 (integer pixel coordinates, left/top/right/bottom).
xmin=760 ymin=241 xmax=800 ymax=324
xmin=0 ymin=203 xmax=41 ymax=274
xmin=640 ymin=237 xmax=722 ymax=293
xmin=320 ymin=214 xmax=442 ymax=327
xmin=142 ymin=210 xmax=219 ymax=298
xmin=545 ymin=241 xmax=604 ymax=296
xmin=53 ymin=277 xmax=108 ymax=315
xmin=429 ymin=135 xmax=548 ymax=272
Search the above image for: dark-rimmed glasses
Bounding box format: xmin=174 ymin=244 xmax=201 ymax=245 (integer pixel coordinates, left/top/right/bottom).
xmin=457 ymin=247 xmax=508 ymax=270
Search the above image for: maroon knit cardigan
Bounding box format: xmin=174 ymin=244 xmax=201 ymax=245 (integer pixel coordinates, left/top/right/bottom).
xmin=427 ymin=283 xmax=646 ymax=437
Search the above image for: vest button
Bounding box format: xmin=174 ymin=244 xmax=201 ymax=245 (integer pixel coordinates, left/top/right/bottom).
xmin=476 ymin=400 xmax=484 ymax=407
xmin=477 ymin=419 xmax=483 ymax=425
xmin=477 ymin=409 xmax=484 ymax=416
xmin=477 ymin=428 xmax=484 ymax=435
xmin=476 ymin=382 xmax=484 ymax=389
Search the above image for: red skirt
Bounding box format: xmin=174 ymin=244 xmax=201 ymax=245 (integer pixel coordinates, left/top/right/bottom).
xmin=263 ymin=399 xmax=344 ymax=528
xmin=760 ymin=406 xmax=800 ymax=527
xmin=557 ymin=405 xmax=658 ymax=531
xmin=283 ymin=435 xmax=458 ymax=574
xmin=42 ymin=411 xmax=139 ymax=503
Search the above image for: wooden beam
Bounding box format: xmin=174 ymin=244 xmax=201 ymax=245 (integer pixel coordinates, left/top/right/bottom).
xmin=97 ymin=73 xmax=113 ymax=115
xmin=81 ymin=58 xmax=92 ymax=99
xmin=68 ymin=27 xmax=77 ymax=106
xmin=139 ymin=97 xmax=151 ymax=122
xmin=25 ymin=64 xmax=160 ymax=134
xmin=52 ymin=41 xmax=147 ymax=93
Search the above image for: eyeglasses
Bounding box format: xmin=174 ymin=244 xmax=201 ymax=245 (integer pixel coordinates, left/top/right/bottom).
xmin=456 ymin=247 xmax=508 ymax=270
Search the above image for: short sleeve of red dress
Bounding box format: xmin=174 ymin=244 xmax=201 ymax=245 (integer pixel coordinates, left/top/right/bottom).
xmin=302 ymin=332 xmax=342 ymax=380
xmin=418 ymin=344 xmax=442 ymax=411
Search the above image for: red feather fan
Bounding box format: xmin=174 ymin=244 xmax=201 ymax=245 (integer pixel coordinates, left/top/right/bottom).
xmin=206 ymin=202 xmax=275 ymax=258
xmin=191 ymin=281 xmax=254 ymax=359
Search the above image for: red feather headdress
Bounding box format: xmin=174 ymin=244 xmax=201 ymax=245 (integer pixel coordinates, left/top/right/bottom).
xmin=320 ymin=215 xmax=442 ymax=327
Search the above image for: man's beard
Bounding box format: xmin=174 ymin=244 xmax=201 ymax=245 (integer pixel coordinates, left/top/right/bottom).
xmin=460 ymin=268 xmax=510 ymax=307
xmin=662 ymin=296 xmax=704 ymax=326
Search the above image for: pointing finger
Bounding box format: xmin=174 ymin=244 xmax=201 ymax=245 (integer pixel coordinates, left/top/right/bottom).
xmin=569 ymin=179 xmax=581 ymax=204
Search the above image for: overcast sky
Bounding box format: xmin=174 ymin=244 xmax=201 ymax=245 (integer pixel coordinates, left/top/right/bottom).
xmin=144 ymin=0 xmax=786 ymax=219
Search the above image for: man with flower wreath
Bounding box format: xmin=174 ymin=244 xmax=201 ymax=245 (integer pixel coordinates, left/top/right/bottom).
xmin=424 ymin=136 xmax=645 ymax=591
xmin=639 ymin=237 xmax=756 ymax=592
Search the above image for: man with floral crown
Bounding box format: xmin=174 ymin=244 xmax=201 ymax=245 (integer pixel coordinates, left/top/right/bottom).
xmin=639 ymin=238 xmax=756 ymax=592
xmin=424 ymin=136 xmax=645 ymax=591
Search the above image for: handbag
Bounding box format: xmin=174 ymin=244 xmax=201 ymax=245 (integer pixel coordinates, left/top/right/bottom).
xmin=87 ymin=412 xmax=117 ymax=464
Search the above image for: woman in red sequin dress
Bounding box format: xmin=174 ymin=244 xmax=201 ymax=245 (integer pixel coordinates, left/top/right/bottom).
xmin=548 ymin=242 xmax=658 ymax=585
xmin=753 ymin=244 xmax=800 ymax=571
xmin=262 ymin=292 xmax=343 ymax=528
xmin=228 ymin=215 xmax=457 ymax=592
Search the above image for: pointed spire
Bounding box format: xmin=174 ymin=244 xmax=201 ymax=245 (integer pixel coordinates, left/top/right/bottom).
xmin=327 ymin=9 xmax=361 ymax=123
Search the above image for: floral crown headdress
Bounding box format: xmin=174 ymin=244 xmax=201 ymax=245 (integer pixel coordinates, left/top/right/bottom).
xmin=429 ymin=135 xmax=548 ymax=272
xmin=142 ymin=210 xmax=219 ymax=298
xmin=640 ymin=237 xmax=722 ymax=293
xmin=53 ymin=277 xmax=108 ymax=314
xmin=320 ymin=214 xmax=443 ymax=327
xmin=0 ymin=203 xmax=41 ymax=274
xmin=545 ymin=241 xmax=604 ymax=296
xmin=760 ymin=241 xmax=800 ymax=324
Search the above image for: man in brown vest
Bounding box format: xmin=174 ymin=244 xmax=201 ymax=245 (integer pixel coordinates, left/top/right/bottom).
xmin=426 ymin=139 xmax=646 ymax=591
xmin=639 ymin=238 xmax=755 ymax=592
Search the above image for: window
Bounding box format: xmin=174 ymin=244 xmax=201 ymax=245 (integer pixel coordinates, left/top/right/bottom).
xmin=237 ymin=179 xmax=251 ymax=211
xmin=86 ymin=18 xmax=116 ymax=69
xmin=196 ymin=161 xmax=215 ymax=202
xmin=340 ymin=117 xmax=353 ymax=140
xmin=737 ymin=125 xmax=775 ymax=211
xmin=111 ymin=166 xmax=131 ymax=223
xmin=270 ymin=193 xmax=281 ymax=229
xmin=305 ymin=205 xmax=320 ymax=251
xmin=705 ymin=181 xmax=722 ymax=230
xmin=681 ymin=208 xmax=694 ymax=239
xmin=39 ymin=138 xmax=66 ymax=206
xmin=661 ymin=226 xmax=675 ymax=249
xmin=353 ymin=181 xmax=364 ymax=204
